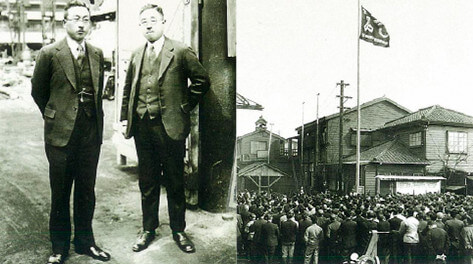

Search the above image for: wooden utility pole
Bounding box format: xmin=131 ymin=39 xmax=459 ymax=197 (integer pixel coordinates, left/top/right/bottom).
xmin=336 ymin=80 xmax=351 ymax=193
xmin=314 ymin=93 xmax=320 ymax=190
xmin=301 ymin=102 xmax=305 ymax=188
xmin=267 ymin=123 xmax=273 ymax=164
xmin=199 ymin=0 xmax=236 ymax=212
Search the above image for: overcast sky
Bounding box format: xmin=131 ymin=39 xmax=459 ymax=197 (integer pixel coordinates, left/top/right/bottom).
xmin=237 ymin=0 xmax=473 ymax=138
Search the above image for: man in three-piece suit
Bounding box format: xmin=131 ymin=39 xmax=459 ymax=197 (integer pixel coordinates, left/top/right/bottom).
xmin=31 ymin=1 xmax=110 ymax=263
xmin=120 ymin=4 xmax=210 ymax=254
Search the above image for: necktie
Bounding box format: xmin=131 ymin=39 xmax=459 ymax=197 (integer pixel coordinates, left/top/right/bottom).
xmin=77 ymin=45 xmax=85 ymax=67
xmin=148 ymin=44 xmax=157 ymax=61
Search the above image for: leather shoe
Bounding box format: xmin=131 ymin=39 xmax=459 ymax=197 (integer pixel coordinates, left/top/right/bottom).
xmin=47 ymin=253 xmax=66 ymax=264
xmin=75 ymin=244 xmax=111 ymax=262
xmin=132 ymin=230 xmax=155 ymax=252
xmin=172 ymin=232 xmax=195 ymax=253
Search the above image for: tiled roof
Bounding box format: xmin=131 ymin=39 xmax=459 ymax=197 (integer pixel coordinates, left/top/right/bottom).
xmin=296 ymin=96 xmax=411 ymax=131
xmin=384 ymin=105 xmax=473 ymax=128
xmin=344 ymin=139 xmax=429 ymax=165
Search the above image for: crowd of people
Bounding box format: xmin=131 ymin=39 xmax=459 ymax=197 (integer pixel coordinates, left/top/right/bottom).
xmin=236 ymin=190 xmax=473 ymax=264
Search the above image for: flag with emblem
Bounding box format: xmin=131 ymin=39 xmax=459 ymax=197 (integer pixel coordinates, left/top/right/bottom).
xmin=360 ymin=6 xmax=390 ymax=47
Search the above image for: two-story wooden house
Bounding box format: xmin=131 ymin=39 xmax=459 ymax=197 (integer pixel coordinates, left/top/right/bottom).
xmin=371 ymin=105 xmax=473 ymax=193
xmin=301 ymin=102 xmax=473 ymax=195
xmin=296 ymin=97 xmax=411 ymax=192
xmin=237 ymin=116 xmax=298 ymax=193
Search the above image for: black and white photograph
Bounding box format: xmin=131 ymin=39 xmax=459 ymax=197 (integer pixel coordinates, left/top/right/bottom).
xmin=236 ymin=0 xmax=473 ymax=264
xmin=0 ymin=0 xmax=236 ymax=263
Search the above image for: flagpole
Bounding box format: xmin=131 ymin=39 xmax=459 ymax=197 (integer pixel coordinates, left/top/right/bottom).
xmin=355 ymin=0 xmax=361 ymax=194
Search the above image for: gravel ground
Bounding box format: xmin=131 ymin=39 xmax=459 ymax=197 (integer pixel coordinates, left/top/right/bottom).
xmin=0 ymin=73 xmax=236 ymax=264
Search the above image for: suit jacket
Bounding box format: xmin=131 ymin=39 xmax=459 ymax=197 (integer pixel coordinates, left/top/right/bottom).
xmin=31 ymin=39 xmax=104 ymax=147
xmin=261 ymin=221 xmax=279 ymax=247
xmin=445 ymin=218 xmax=465 ymax=248
xmin=425 ymin=227 xmax=449 ymax=255
xmin=251 ymin=219 xmax=267 ymax=245
xmin=280 ymin=219 xmax=298 ymax=243
xmin=298 ymin=218 xmax=313 ymax=242
xmin=377 ymin=220 xmax=391 ymax=249
xmin=340 ymin=219 xmax=358 ymax=249
xmin=120 ymin=37 xmax=210 ymax=141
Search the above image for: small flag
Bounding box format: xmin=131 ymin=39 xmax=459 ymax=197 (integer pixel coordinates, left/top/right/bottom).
xmin=360 ymin=6 xmax=390 ymax=47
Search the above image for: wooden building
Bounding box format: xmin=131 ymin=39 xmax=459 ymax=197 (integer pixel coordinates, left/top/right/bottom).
xmin=296 ymin=97 xmax=411 ymax=192
xmin=296 ymin=98 xmax=473 ymax=195
xmin=343 ymin=139 xmax=436 ymax=195
xmin=377 ymin=105 xmax=473 ymax=193
xmin=237 ymin=116 xmax=297 ymax=193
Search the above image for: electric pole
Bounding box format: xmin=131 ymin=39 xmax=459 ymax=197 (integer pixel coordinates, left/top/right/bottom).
xmin=267 ymin=122 xmax=273 ymax=164
xmin=301 ymin=101 xmax=305 ymax=189
xmin=336 ymin=80 xmax=351 ymax=193
xmin=315 ymin=92 xmax=320 ymax=191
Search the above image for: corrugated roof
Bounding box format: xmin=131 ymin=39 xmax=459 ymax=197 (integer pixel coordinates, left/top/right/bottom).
xmin=384 ymin=105 xmax=473 ymax=128
xmin=237 ymin=128 xmax=286 ymax=141
xmin=344 ymin=139 xmax=429 ymax=165
xmin=238 ymin=162 xmax=290 ymax=177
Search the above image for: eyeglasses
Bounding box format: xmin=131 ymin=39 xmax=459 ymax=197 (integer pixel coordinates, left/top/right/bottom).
xmin=140 ymin=19 xmax=164 ymax=26
xmin=66 ymin=17 xmax=91 ymax=23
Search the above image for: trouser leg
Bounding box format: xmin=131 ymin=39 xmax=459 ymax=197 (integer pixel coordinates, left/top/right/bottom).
xmin=72 ymin=142 xmax=100 ymax=246
xmin=162 ymin=143 xmax=186 ymax=232
xmin=46 ymin=144 xmax=74 ymax=255
xmin=134 ymin=117 xmax=162 ymax=232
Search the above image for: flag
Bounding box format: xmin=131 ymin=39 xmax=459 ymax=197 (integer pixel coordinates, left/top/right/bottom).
xmin=360 ymin=6 xmax=390 ymax=47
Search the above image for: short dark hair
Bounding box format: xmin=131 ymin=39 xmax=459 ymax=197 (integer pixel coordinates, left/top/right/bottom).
xmin=140 ymin=4 xmax=164 ymax=17
xmin=64 ymin=0 xmax=90 ymax=19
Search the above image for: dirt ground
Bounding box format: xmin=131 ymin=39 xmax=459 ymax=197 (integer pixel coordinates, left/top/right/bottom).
xmin=0 ymin=72 xmax=236 ymax=264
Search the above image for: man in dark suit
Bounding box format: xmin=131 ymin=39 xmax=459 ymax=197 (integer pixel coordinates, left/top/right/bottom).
xmin=261 ymin=214 xmax=279 ymax=264
xmin=389 ymin=208 xmax=405 ymax=264
xmin=445 ymin=211 xmax=465 ymax=264
xmin=296 ymin=212 xmax=312 ymax=259
xmin=425 ymin=221 xmax=449 ymax=264
xmin=326 ymin=213 xmax=342 ymax=264
xmin=120 ymin=4 xmax=210 ymax=254
xmin=377 ymin=213 xmax=391 ymax=264
xmin=31 ymin=1 xmax=109 ymax=263
xmin=280 ymin=211 xmax=298 ymax=264
xmin=339 ymin=212 xmax=358 ymax=259
xmin=252 ymin=213 xmax=267 ymax=264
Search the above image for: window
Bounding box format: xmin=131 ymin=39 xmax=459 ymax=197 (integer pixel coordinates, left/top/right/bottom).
xmin=409 ymin=132 xmax=422 ymax=147
xmin=350 ymin=133 xmax=372 ymax=147
xmin=291 ymin=139 xmax=298 ymax=156
xmin=448 ymin=131 xmax=468 ymax=153
xmin=280 ymin=140 xmax=289 ymax=156
xmin=250 ymin=141 xmax=267 ymax=154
